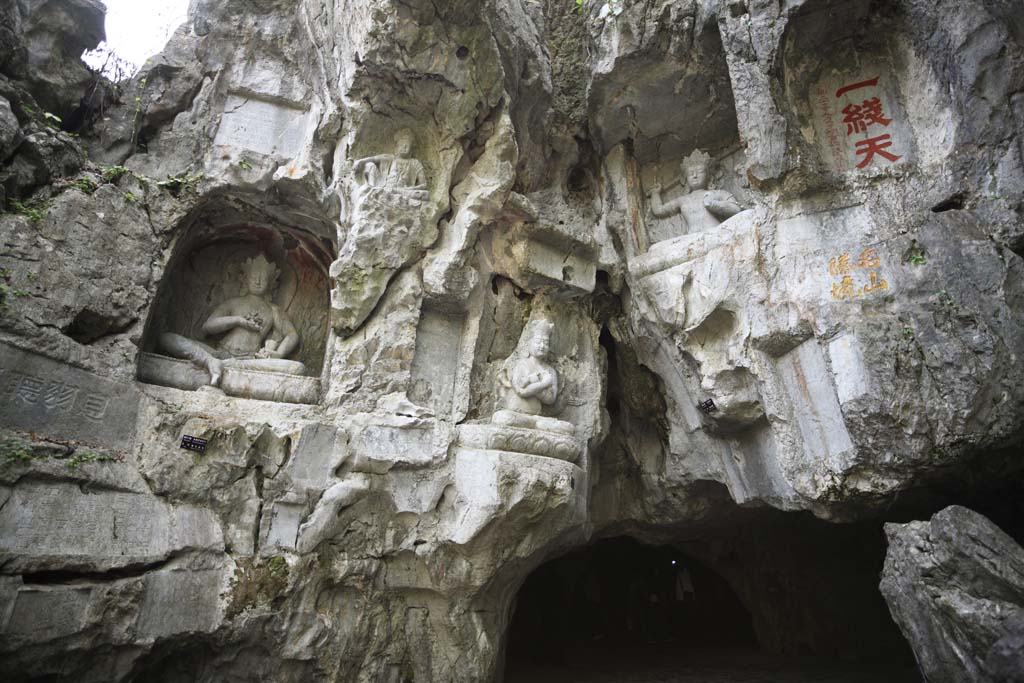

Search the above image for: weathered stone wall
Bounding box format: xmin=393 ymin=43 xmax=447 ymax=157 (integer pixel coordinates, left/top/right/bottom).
xmin=0 ymin=0 xmax=1022 ymax=680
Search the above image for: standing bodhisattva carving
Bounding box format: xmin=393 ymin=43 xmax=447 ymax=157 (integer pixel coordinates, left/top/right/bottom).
xmin=159 ymin=254 xmax=306 ymax=386
xmin=648 ymin=149 xmax=742 ymax=234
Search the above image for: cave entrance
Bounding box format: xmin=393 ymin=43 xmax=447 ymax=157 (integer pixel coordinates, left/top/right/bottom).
xmin=504 ymin=537 xmax=755 ymax=682
xmin=503 ymin=533 xmax=919 ymax=683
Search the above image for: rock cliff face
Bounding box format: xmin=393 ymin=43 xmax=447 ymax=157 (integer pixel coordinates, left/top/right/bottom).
xmin=0 ymin=0 xmax=1022 ymax=680
xmin=881 ymin=506 xmax=1024 ymax=683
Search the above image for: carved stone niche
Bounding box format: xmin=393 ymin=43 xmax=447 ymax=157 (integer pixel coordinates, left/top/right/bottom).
xmin=138 ymin=224 xmax=332 ymax=404
xmin=781 ymin=0 xmax=952 ymax=176
xmin=488 ymin=193 xmax=598 ymax=296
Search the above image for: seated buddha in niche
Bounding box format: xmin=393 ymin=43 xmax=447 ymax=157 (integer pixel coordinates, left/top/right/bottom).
xmin=158 ymin=253 xmax=306 ymax=386
xmin=352 ymin=128 xmax=428 ymax=201
xmin=493 ymin=320 xmax=575 ymax=436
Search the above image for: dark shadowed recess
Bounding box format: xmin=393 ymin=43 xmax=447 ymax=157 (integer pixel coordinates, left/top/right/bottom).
xmin=503 ymin=524 xmax=921 ymax=683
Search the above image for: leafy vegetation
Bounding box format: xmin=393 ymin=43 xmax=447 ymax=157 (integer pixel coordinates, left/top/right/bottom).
xmin=65 ymin=450 xmax=117 ymax=469
xmin=157 ymin=171 xmax=204 ymax=197
xmin=101 ymin=165 xmax=129 ymax=183
xmin=0 ymin=437 xmax=34 ymax=464
xmin=70 ymin=177 xmax=99 ymax=194
xmin=227 ymin=555 xmax=291 ymax=618
xmin=6 ymin=198 xmax=49 ymax=222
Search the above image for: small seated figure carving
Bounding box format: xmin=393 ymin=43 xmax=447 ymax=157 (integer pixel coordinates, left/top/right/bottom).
xmin=492 ymin=321 xmax=575 ymax=436
xmin=352 ymin=129 xmax=428 ymax=201
xmin=159 ymin=254 xmax=306 ymax=386
xmin=648 ymin=149 xmax=742 ymax=234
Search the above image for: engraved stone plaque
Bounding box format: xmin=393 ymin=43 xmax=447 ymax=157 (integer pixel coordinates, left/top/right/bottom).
xmin=410 ymin=309 xmax=465 ymax=417
xmin=288 ymin=423 xmax=345 ymax=488
xmin=0 ymin=343 xmax=139 ymax=452
xmin=264 ymin=501 xmax=305 ymax=551
xmin=213 ymin=94 xmax=309 ymax=158
xmin=0 ymin=481 xmax=222 ymax=572
xmin=135 ymin=569 xmax=224 ymax=638
xmin=353 ymin=424 xmax=434 ymax=466
xmin=809 ymin=69 xmax=912 ymax=172
xmin=5 ymin=587 xmax=92 ymax=639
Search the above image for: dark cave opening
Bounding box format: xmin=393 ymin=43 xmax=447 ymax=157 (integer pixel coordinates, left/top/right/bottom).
xmin=505 ymin=537 xmax=756 ymax=673
xmin=503 ymin=530 xmax=920 ymax=683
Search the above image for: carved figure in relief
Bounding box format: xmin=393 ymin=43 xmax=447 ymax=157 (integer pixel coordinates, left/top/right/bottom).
xmin=493 ymin=321 xmax=575 ymax=436
xmin=352 ymin=129 xmax=428 ymax=200
xmin=158 ymin=254 xmax=306 ymax=386
xmin=647 ymin=149 xmax=742 ymax=234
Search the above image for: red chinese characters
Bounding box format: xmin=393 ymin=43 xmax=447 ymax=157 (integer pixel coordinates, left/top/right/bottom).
xmin=835 ymin=76 xmax=902 ymax=169
xmin=842 ymin=97 xmax=892 ymax=135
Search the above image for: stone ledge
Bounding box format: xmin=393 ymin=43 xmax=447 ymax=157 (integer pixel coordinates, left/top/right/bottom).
xmin=137 ymin=352 xmax=320 ymax=405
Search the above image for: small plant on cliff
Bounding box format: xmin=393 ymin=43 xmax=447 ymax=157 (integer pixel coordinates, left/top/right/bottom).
xmin=0 ymin=437 xmax=35 ymax=464
xmin=905 ymin=241 xmax=927 ymax=266
xmin=226 ymin=555 xmax=290 ymax=618
xmin=131 ymin=71 xmax=151 ymax=148
xmin=42 ymin=112 xmax=62 ymax=129
xmin=157 ymin=171 xmax=204 ymax=197
xmin=65 ymin=449 xmax=117 ymax=469
xmin=6 ymin=199 xmax=49 ymax=222
xmin=101 ymin=165 xmax=129 ymax=184
xmin=70 ymin=177 xmax=99 ymax=194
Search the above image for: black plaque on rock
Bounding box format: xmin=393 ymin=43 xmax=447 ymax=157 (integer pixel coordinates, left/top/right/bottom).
xmin=180 ymin=435 xmax=207 ymax=452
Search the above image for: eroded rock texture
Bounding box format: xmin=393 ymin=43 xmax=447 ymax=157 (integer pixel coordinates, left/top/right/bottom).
xmin=0 ymin=0 xmax=1022 ymax=680
xmin=881 ymin=506 xmax=1024 ymax=683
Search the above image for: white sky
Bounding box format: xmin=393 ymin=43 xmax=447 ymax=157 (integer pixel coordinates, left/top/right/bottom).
xmin=83 ymin=0 xmax=191 ymax=74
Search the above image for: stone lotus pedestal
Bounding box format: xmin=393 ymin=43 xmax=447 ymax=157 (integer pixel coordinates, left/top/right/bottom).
xmin=455 ymin=422 xmax=582 ymax=463
xmin=137 ymin=352 xmax=320 ymax=405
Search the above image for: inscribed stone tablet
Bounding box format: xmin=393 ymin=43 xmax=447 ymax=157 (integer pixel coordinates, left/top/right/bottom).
xmin=809 ymin=68 xmax=912 ymax=172
xmin=135 ymin=569 xmax=224 ymax=637
xmin=410 ymin=309 xmax=465 ymax=417
xmin=0 ymin=343 xmax=139 ymax=452
xmin=0 ymin=481 xmax=222 ymax=570
xmin=264 ymin=501 xmax=305 ymax=551
xmin=213 ymin=94 xmax=309 ymax=157
xmin=5 ymin=587 xmax=92 ymax=639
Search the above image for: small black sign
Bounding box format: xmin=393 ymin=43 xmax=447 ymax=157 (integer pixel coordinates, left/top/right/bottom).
xmin=180 ymin=435 xmax=208 ymax=452
xmin=698 ymin=399 xmax=718 ymax=414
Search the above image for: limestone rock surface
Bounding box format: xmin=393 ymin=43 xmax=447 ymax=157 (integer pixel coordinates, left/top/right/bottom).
xmin=0 ymin=0 xmax=1022 ymax=680
xmin=881 ymin=506 xmax=1024 ymax=683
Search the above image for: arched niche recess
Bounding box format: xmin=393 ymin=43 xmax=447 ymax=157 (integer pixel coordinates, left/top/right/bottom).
xmin=138 ymin=219 xmax=334 ymax=405
xmin=781 ymin=0 xmax=952 ymax=175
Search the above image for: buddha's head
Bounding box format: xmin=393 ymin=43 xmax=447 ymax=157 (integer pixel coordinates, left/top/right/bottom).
xmin=528 ymin=320 xmax=554 ymax=360
xmin=241 ymin=254 xmax=280 ymax=296
xmin=681 ymin=149 xmax=712 ymax=191
xmin=395 ymin=129 xmax=415 ymax=158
